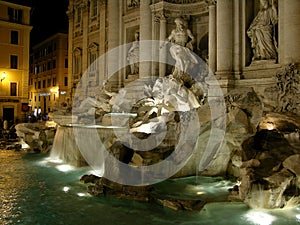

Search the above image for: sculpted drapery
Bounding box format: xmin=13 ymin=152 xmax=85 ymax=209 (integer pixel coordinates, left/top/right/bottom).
xmin=247 ymin=0 xmax=278 ymax=61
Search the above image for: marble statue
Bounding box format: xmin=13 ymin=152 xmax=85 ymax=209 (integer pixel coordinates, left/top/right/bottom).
xmin=247 ymin=0 xmax=278 ymax=61
xmin=161 ymin=17 xmax=198 ymax=77
xmin=127 ymin=31 xmax=140 ymax=75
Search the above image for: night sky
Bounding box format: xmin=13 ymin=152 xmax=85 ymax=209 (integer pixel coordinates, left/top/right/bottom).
xmin=6 ymin=0 xmax=69 ymax=47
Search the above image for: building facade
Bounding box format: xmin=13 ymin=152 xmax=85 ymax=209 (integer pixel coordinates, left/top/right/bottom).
xmin=0 ymin=1 xmax=32 ymax=125
xmin=29 ymin=33 xmax=69 ymax=117
xmin=66 ymin=0 xmax=300 ymax=108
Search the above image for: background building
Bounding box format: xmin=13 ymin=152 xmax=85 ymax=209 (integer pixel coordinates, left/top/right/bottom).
xmin=29 ymin=33 xmax=68 ymax=117
xmin=0 ymin=0 xmax=32 ymax=125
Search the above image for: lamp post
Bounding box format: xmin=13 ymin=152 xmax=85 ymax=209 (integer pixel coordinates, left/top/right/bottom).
xmin=1 ymin=72 xmax=6 ymax=82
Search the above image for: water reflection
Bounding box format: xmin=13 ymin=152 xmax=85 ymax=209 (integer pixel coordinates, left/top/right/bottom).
xmin=0 ymin=151 xmax=30 ymax=224
xmin=1 ymin=150 xmax=300 ymax=225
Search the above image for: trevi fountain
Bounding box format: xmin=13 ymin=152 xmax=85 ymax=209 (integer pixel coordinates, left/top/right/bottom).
xmin=5 ymin=0 xmax=300 ymax=224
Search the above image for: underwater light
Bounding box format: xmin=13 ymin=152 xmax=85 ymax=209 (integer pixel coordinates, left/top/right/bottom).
xmin=63 ymin=186 xmax=70 ymax=192
xmin=266 ymin=122 xmax=275 ymax=131
xmin=245 ymin=210 xmax=277 ymax=225
xmin=56 ymin=164 xmax=75 ymax=172
xmin=47 ymin=158 xmax=64 ymax=164
xmin=77 ymin=193 xmax=86 ymax=197
xmin=296 ymin=214 xmax=300 ymax=221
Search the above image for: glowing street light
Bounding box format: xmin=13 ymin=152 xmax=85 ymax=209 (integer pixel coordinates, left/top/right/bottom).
xmin=1 ymin=72 xmax=6 ymax=82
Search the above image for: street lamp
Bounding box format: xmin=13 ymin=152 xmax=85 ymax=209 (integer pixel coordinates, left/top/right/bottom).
xmin=1 ymin=72 xmax=6 ymax=82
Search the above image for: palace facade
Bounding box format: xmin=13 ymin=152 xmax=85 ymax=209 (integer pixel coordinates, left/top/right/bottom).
xmin=66 ymin=0 xmax=300 ymax=107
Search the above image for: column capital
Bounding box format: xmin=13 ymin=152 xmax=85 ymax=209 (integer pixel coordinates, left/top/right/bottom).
xmin=99 ymin=0 xmax=106 ymax=6
xmin=205 ymin=0 xmax=216 ymax=6
xmin=80 ymin=0 xmax=89 ymax=12
xmin=153 ymin=10 xmax=168 ymax=23
xmin=66 ymin=8 xmax=74 ymax=19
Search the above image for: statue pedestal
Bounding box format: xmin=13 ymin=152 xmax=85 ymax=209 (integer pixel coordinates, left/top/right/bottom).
xmin=243 ymin=60 xmax=281 ymax=79
xmin=124 ymin=74 xmax=139 ymax=86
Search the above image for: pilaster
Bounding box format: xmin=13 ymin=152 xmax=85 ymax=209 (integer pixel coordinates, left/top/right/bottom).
xmin=279 ymin=0 xmax=300 ymax=64
xmin=206 ymin=0 xmax=216 ymax=74
xmin=139 ymin=0 xmax=152 ymax=78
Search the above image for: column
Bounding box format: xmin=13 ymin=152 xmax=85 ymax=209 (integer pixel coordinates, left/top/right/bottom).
xmin=233 ymin=0 xmax=241 ymax=79
xmin=207 ymin=0 xmax=217 ymax=75
xmin=107 ymin=0 xmax=120 ymax=82
xmin=159 ymin=12 xmax=167 ymax=77
xmin=99 ymin=0 xmax=106 ymax=85
xmin=151 ymin=12 xmax=159 ymax=77
xmin=66 ymin=4 xmax=74 ymax=101
xmin=82 ymin=1 xmax=89 ymax=76
xmin=279 ymin=0 xmax=300 ymax=64
xmin=139 ymin=0 xmax=152 ymax=78
xmin=216 ymin=0 xmax=233 ymax=79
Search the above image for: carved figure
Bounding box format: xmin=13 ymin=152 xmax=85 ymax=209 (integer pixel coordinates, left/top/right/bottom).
xmin=162 ymin=17 xmax=198 ymax=77
xmin=127 ymin=0 xmax=139 ymax=8
xmin=247 ymin=0 xmax=278 ymax=61
xmin=127 ymin=31 xmax=140 ymax=75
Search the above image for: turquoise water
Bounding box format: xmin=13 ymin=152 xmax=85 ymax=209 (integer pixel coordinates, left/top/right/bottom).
xmin=1 ymin=150 xmax=300 ymax=225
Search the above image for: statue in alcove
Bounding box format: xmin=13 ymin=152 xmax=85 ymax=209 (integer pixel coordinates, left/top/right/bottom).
xmin=247 ymin=0 xmax=278 ymax=61
xmin=161 ymin=17 xmax=198 ymax=79
xmin=127 ymin=31 xmax=140 ymax=75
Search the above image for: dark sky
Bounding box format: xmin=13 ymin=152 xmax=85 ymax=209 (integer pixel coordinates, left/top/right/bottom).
xmin=6 ymin=0 xmax=69 ymax=46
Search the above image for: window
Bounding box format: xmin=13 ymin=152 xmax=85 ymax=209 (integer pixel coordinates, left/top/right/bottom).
xmin=53 ymin=60 xmax=56 ymax=69
xmin=34 ymin=96 xmax=36 ymax=102
xmin=73 ymin=48 xmax=82 ymax=76
xmin=47 ymin=79 xmax=51 ymax=87
xmin=38 ymin=81 xmax=41 ymax=89
xmin=76 ymin=8 xmax=82 ymax=25
xmin=8 ymin=7 xmax=22 ymax=23
xmin=65 ymin=59 xmax=68 ymax=68
xmin=47 ymin=61 xmax=52 ymax=70
xmin=35 ymin=82 xmax=37 ymax=89
xmin=42 ymin=80 xmax=46 ymax=88
xmin=10 ymin=82 xmax=17 ymax=96
xmin=91 ymin=0 xmax=98 ymax=17
xmin=53 ymin=77 xmax=56 ymax=86
xmin=48 ymin=45 xmax=53 ymax=53
xmin=34 ymin=66 xmax=38 ymax=74
xmin=64 ymin=77 xmax=68 ymax=86
xmin=89 ymin=52 xmax=97 ymax=71
xmin=11 ymin=30 xmax=18 ymax=44
xmin=88 ymin=43 xmax=98 ymax=72
xmin=10 ymin=55 xmax=18 ymax=69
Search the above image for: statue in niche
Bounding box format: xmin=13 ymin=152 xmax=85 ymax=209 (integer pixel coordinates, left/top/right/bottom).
xmin=127 ymin=31 xmax=140 ymax=75
xmin=247 ymin=0 xmax=278 ymax=61
xmin=161 ymin=17 xmax=198 ymax=79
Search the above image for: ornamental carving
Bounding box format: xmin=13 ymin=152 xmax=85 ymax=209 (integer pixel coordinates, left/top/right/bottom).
xmin=153 ymin=10 xmax=168 ymax=23
xmin=127 ymin=0 xmax=140 ymax=8
xmin=164 ymin=0 xmax=201 ymax=3
xmin=150 ymin=1 xmax=208 ymax=17
xmin=275 ymin=63 xmax=300 ymax=114
xmin=205 ymin=0 xmax=216 ymax=6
